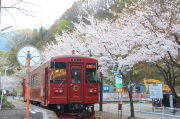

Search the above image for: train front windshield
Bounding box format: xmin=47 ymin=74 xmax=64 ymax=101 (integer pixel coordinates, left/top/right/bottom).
xmin=50 ymin=62 xmax=67 ymax=83
xmin=86 ymin=63 xmax=99 ymax=83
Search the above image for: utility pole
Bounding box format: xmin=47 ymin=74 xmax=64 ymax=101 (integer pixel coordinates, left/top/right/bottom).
xmin=99 ymin=72 xmax=103 ymax=111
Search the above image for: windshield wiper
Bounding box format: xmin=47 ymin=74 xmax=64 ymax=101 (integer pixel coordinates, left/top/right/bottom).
xmin=87 ymin=79 xmax=92 ymax=87
xmin=59 ymin=79 xmax=65 ymax=87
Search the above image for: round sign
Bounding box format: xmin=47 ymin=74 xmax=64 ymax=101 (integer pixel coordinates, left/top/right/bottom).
xmin=17 ymin=45 xmax=40 ymax=67
xmin=73 ymin=85 xmax=79 ymax=91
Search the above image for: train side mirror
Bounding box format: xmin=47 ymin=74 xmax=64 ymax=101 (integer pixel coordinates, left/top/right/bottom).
xmin=99 ymin=72 xmax=102 ymax=78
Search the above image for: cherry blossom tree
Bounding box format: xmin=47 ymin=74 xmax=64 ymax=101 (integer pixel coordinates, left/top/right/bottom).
xmin=42 ymin=0 xmax=180 ymax=115
xmin=0 ymin=66 xmax=26 ymax=97
xmin=122 ymin=0 xmax=180 ymax=108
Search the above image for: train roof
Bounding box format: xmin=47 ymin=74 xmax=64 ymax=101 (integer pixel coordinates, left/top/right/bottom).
xmin=50 ymin=55 xmax=98 ymax=61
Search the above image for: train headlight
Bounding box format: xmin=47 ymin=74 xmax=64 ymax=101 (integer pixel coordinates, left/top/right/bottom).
xmin=59 ymin=89 xmax=63 ymax=93
xmin=93 ymin=89 xmax=97 ymax=93
xmin=89 ymin=89 xmax=93 ymax=92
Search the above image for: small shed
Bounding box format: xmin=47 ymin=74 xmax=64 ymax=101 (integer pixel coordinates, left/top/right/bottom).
xmin=133 ymin=85 xmax=146 ymax=93
xmin=103 ymin=84 xmax=114 ymax=92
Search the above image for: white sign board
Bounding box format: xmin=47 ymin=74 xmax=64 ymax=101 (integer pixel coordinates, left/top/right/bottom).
xmin=149 ymin=83 xmax=163 ymax=98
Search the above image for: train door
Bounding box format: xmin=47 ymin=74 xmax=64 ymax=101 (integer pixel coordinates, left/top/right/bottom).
xmin=69 ymin=64 xmax=83 ymax=102
xmin=45 ymin=67 xmax=48 ymax=105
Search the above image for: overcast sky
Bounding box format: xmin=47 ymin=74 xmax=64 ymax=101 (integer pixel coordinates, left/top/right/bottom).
xmin=1 ymin=0 xmax=76 ymax=31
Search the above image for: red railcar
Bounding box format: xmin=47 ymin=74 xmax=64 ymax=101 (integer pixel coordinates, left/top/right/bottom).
xmin=22 ymin=54 xmax=99 ymax=117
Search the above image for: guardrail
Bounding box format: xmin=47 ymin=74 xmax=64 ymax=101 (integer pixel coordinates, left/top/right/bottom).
xmin=95 ymin=101 xmax=180 ymax=119
xmin=7 ymin=96 xmax=23 ymax=100
xmin=102 ymin=98 xmax=152 ymax=103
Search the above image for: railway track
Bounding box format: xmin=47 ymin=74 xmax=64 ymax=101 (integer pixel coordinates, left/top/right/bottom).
xmin=56 ymin=111 xmax=95 ymax=119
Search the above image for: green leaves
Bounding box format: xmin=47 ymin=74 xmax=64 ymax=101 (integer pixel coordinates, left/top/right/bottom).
xmin=56 ymin=19 xmax=71 ymax=35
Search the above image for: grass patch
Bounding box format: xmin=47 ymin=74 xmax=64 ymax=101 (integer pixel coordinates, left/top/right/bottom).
xmin=2 ymin=101 xmax=14 ymax=109
xmin=5 ymin=101 xmax=12 ymax=105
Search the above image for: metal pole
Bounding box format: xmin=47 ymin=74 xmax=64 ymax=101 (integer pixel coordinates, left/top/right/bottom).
xmin=161 ymin=98 xmax=162 ymax=112
xmin=99 ymin=72 xmax=103 ymax=111
xmin=0 ymin=67 xmax=7 ymax=110
xmin=99 ymin=78 xmax=103 ymax=111
xmin=107 ymin=102 xmax=108 ymax=112
xmin=26 ymin=51 xmax=30 ymax=118
xmin=139 ymin=105 xmax=140 ymax=118
xmin=162 ymin=106 xmax=164 ymax=119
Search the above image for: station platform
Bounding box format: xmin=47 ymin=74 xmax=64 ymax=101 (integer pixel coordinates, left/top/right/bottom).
xmin=0 ymin=98 xmax=58 ymax=119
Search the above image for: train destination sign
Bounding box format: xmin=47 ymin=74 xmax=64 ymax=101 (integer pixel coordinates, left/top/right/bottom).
xmin=71 ymin=58 xmax=82 ymax=62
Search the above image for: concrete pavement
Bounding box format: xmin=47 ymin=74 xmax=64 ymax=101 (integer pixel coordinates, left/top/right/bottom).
xmin=95 ymin=103 xmax=180 ymax=119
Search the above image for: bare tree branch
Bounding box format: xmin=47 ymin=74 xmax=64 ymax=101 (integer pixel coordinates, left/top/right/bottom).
xmin=10 ymin=0 xmax=22 ymax=7
xmin=1 ymin=0 xmax=39 ymax=19
xmin=167 ymin=51 xmax=180 ymax=68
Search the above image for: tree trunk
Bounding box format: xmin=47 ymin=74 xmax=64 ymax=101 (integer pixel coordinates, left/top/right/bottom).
xmin=156 ymin=64 xmax=180 ymax=108
xmin=99 ymin=75 xmax=103 ymax=111
xmin=120 ymin=69 xmax=135 ymax=117
xmin=129 ymin=85 xmax=135 ymax=117
xmin=129 ymin=70 xmax=135 ymax=117
xmin=170 ymin=83 xmax=180 ymax=108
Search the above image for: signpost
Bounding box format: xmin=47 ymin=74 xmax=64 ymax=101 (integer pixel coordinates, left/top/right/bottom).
xmin=149 ymin=84 xmax=163 ymax=99
xmin=118 ymin=103 xmax=122 ymax=119
xmin=17 ymin=45 xmax=40 ymax=118
xmin=116 ymin=75 xmax=122 ymax=89
xmin=116 ymin=75 xmax=122 ymax=104
xmin=149 ymin=84 xmax=163 ymax=112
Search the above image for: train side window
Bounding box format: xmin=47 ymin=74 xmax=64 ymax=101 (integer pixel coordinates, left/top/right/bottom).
xmin=39 ymin=73 xmax=41 ymax=85
xmin=34 ymin=75 xmax=36 ymax=87
xmin=50 ymin=62 xmax=67 ymax=83
xmin=71 ymin=68 xmax=80 ymax=83
xmin=30 ymin=76 xmax=33 ymax=88
xmin=42 ymin=71 xmax=44 ymax=85
xmin=86 ymin=63 xmax=98 ymax=84
xmin=31 ymin=75 xmax=32 ymax=87
xmin=31 ymin=76 xmax=34 ymax=88
xmin=36 ymin=73 xmax=38 ymax=87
